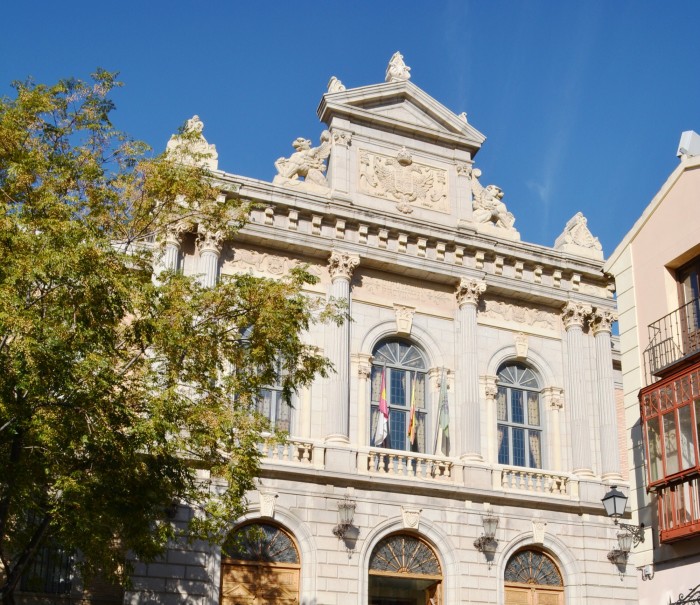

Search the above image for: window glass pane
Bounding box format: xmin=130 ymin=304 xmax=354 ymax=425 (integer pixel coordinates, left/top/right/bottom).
xmin=512 ymin=428 xmax=525 ymax=467
xmin=678 ymin=405 xmax=695 ymax=470
xmin=497 ymin=386 xmax=507 ymax=421
xmin=371 ymin=366 xmax=383 ymax=403
xmin=646 ymin=416 xmax=663 ymax=483
xmin=276 ymin=396 xmax=290 ymax=432
xmin=389 ymin=409 xmax=406 ymax=450
xmin=663 ymin=412 xmax=679 ymax=475
xmin=511 ymin=390 xmax=524 ymax=424
xmin=390 ymin=370 xmax=407 ymax=407
xmin=498 ymin=425 xmax=509 ymax=464
xmin=529 ymin=431 xmax=542 ymax=468
xmin=527 ymin=392 xmax=540 ymax=426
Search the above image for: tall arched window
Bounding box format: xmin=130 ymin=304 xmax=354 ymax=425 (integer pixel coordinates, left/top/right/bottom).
xmin=504 ymin=549 xmax=564 ymax=605
xmin=369 ymin=534 xmax=442 ymax=605
xmin=497 ymin=363 xmax=543 ymax=468
xmin=220 ymin=523 xmax=300 ymax=605
xmin=370 ymin=339 xmax=428 ymax=452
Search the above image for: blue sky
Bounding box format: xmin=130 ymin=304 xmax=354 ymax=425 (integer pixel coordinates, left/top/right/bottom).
xmin=2 ymin=1 xmax=699 ymax=257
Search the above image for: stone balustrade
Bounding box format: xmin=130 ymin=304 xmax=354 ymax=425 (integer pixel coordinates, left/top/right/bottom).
xmin=259 ymin=438 xmax=314 ymax=465
xmin=361 ymin=449 xmax=454 ymax=481
xmin=498 ymin=467 xmax=576 ymax=497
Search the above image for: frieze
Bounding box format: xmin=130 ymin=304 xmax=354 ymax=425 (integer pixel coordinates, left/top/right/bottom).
xmin=352 ymin=273 xmax=453 ymax=314
xmin=222 ymin=247 xmax=324 ymax=282
xmin=358 ymin=148 xmax=449 ymax=214
xmin=480 ymin=298 xmax=559 ymax=331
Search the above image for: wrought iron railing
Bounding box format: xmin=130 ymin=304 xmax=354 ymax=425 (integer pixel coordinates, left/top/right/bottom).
xmin=671 ymin=584 xmax=700 ymax=605
xmin=644 ymin=297 xmax=700 ymax=381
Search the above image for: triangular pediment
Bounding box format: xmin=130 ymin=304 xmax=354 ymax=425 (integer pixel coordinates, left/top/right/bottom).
xmin=317 ymin=80 xmax=485 ymax=152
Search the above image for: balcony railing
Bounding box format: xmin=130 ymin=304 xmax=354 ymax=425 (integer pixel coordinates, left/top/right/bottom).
xmin=498 ymin=467 xmax=576 ymax=497
xmin=658 ymin=475 xmax=700 ymax=542
xmin=644 ymin=297 xmax=700 ymax=382
xmin=362 ymin=449 xmax=454 ymax=481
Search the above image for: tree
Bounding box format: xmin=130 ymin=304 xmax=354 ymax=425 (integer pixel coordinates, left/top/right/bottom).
xmin=0 ymin=71 xmax=339 ymax=605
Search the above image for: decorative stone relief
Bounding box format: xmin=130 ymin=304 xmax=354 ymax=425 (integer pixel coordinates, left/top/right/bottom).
xmin=358 ymin=148 xmax=448 ymax=215
xmin=554 ymin=212 xmax=604 ymax=261
xmin=561 ymin=301 xmax=592 ymax=330
xmin=358 ymin=362 xmax=371 ymax=380
xmin=165 ymin=221 xmax=191 ymax=247
xmin=401 ymin=507 xmax=421 ymax=529
xmin=166 ymin=115 xmax=219 ymax=170
xmin=456 ymin=277 xmax=487 ymax=307
xmin=353 ymin=274 xmax=453 ymax=313
xmin=542 ymin=386 xmax=564 ymax=409
xmin=328 ymin=250 xmax=360 ymax=281
xmin=224 ymin=247 xmax=323 ymax=280
xmin=514 ymin=332 xmax=529 ymax=359
xmin=332 ymin=129 xmax=352 ymax=148
xmin=591 ymin=308 xmax=618 ymax=335
xmin=483 ymin=375 xmax=498 ymax=401
xmin=394 ymin=304 xmax=416 ymax=336
xmin=456 ymin=162 xmax=471 ymax=177
xmin=258 ymin=489 xmax=277 ymax=518
xmin=327 ymin=76 xmax=346 ymax=93
xmin=481 ymin=299 xmax=559 ymax=331
xmin=470 ymin=168 xmax=520 ymax=240
xmin=273 ymin=131 xmax=331 ymax=194
xmin=534 ymin=265 xmax=543 ymax=284
xmin=196 ymin=228 xmax=224 ymax=254
xmin=385 ymin=51 xmax=411 ymax=82
xmin=532 ymin=520 xmax=547 ymax=544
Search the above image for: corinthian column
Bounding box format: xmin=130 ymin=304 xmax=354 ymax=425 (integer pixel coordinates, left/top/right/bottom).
xmin=196 ymin=229 xmax=223 ymax=288
xmin=591 ymin=308 xmax=622 ymax=480
xmin=456 ymin=277 xmax=486 ymax=461
xmin=325 ymin=250 xmax=360 ymax=443
xmin=562 ymin=301 xmax=593 ymax=477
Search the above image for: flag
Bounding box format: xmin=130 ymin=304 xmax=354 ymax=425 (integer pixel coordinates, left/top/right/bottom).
xmin=407 ymin=372 xmax=417 ymax=445
xmin=435 ymin=368 xmax=449 ymax=454
xmin=373 ymin=367 xmax=388 ymax=446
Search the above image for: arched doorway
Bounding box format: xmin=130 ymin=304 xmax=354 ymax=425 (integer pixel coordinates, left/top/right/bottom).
xmin=504 ymin=549 xmax=564 ymax=605
xmin=368 ymin=533 xmax=442 ymax=605
xmin=220 ymin=523 xmax=300 ymax=605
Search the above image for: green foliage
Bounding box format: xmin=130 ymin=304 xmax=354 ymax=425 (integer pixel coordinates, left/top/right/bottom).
xmin=0 ymin=71 xmax=339 ymax=602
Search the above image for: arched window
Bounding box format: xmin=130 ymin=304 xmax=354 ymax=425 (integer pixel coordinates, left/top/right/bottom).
xmin=370 ymin=339 xmax=428 ymax=452
xmin=504 ymin=549 xmax=564 ymax=605
xmin=220 ymin=523 xmax=300 ymax=605
xmin=497 ymin=363 xmax=543 ymax=468
xmin=369 ymin=534 xmax=442 ymax=605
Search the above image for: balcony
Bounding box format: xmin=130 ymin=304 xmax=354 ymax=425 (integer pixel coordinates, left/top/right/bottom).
xmin=644 ymin=297 xmax=700 ymax=383
xmin=657 ymin=476 xmax=700 ymax=542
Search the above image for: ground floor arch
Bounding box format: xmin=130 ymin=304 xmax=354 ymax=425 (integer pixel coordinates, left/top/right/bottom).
xmin=503 ymin=549 xmax=564 ymax=605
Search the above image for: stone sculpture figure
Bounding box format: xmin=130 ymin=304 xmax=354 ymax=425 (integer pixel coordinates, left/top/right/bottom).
xmin=166 ymin=115 xmax=219 ymax=170
xmin=553 ymin=212 xmax=604 ymax=260
xmin=273 ymin=131 xmax=332 ymax=192
xmin=385 ymin=51 xmax=411 ymax=82
xmin=471 ymin=168 xmax=516 ymax=231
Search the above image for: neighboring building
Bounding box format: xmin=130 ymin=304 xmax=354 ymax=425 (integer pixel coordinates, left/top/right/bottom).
xmin=605 ymin=130 xmax=700 ymax=605
xmin=19 ymin=54 xmax=632 ymax=605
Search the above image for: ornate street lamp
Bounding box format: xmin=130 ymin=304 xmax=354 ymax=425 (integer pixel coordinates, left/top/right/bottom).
xmin=474 ymin=513 xmax=499 ymax=567
xmin=601 ymin=485 xmax=645 ymax=547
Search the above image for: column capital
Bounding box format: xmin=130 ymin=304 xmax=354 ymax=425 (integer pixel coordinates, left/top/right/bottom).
xmin=483 ymin=375 xmax=498 ymax=400
xmin=331 ymin=128 xmax=353 ymax=148
xmin=590 ymin=307 xmax=618 ymax=335
xmin=456 ymin=277 xmax=487 ymax=307
xmin=196 ymin=227 xmax=224 ymax=255
xmin=165 ymin=221 xmax=191 ymax=247
xmin=328 ymin=250 xmax=360 ymax=281
xmin=561 ymin=301 xmax=592 ymax=330
xmin=542 ymin=386 xmax=564 ymax=409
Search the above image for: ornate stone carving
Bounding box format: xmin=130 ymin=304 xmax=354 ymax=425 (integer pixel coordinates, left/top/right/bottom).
xmin=385 ymin=51 xmax=411 ymax=82
xmin=196 ymin=228 xmax=224 ymax=254
xmin=401 ymin=506 xmax=421 ymax=529
xmin=456 ymin=277 xmax=486 ymax=307
xmin=394 ymin=304 xmax=416 ymax=336
xmin=166 ymin=115 xmax=219 ymax=170
xmin=514 ymin=332 xmax=529 ymax=359
xmin=471 ymin=168 xmax=519 ymax=239
xmin=332 ymin=129 xmax=352 ymax=148
xmin=358 ymin=363 xmax=371 ymax=380
xmin=327 ymin=76 xmax=346 ymax=93
xmin=481 ymin=299 xmax=559 ymax=331
xmin=591 ymin=308 xmax=618 ymax=335
xmin=354 ymin=274 xmax=453 ymax=311
xmin=483 ymin=375 xmax=498 ymax=400
xmin=561 ymin=301 xmax=592 ymax=330
xmin=542 ymin=386 xmax=564 ymax=410
xmin=554 ymin=212 xmax=604 ymax=260
xmin=258 ymin=489 xmax=277 ymax=518
xmin=165 ymin=221 xmax=190 ymax=247
xmin=532 ymin=520 xmax=547 ymax=545
xmin=225 ymin=248 xmax=323 ymax=280
xmin=456 ymin=162 xmax=471 ymax=177
xmin=359 ymin=148 xmax=448 ymax=214
xmin=328 ymin=250 xmax=360 ymax=281
xmin=273 ymin=131 xmax=331 ymax=193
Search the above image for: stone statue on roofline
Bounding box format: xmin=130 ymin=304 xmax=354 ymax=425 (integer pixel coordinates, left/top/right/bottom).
xmin=470 ymin=168 xmax=520 ymax=240
xmin=385 ymin=51 xmax=411 ymax=83
xmin=554 ymin=212 xmax=603 ymax=260
xmin=273 ymin=130 xmax=332 ymax=195
xmin=166 ymin=115 xmax=219 ymax=171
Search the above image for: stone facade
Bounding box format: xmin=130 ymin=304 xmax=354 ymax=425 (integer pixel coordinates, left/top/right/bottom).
xmin=126 ymin=55 xmax=635 ymax=605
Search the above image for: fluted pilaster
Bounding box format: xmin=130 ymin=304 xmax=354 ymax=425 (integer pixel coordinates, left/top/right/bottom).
xmin=592 ymin=308 xmax=622 ymax=480
xmin=562 ymin=301 xmax=593 ymax=476
xmin=456 ymin=277 xmax=486 ymax=461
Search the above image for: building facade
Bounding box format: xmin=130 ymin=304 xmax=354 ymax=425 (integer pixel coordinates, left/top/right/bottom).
xmin=110 ymin=54 xmax=636 ymax=605
xmin=605 ymin=131 xmax=700 ymax=605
